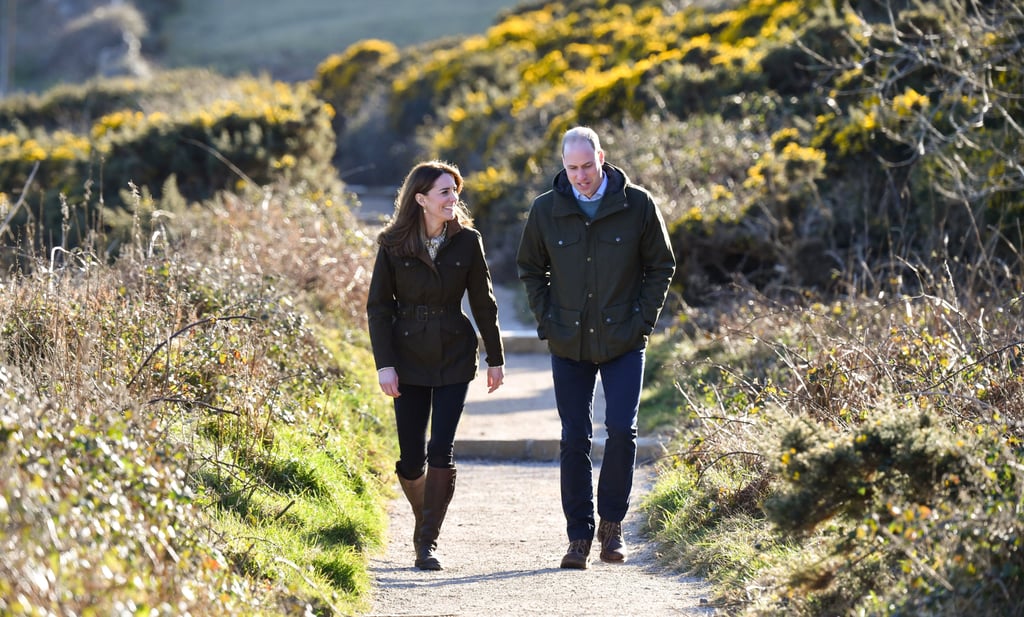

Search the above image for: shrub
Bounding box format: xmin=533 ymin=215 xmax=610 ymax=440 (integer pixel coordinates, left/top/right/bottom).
xmin=0 ymin=176 xmax=391 ymax=615
xmin=312 ymin=39 xmax=400 ymax=127
xmin=1 ymin=73 xmax=338 ymax=257
xmin=644 ymin=274 xmax=1024 ymax=615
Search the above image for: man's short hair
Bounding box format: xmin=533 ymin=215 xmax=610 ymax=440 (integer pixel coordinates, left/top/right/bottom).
xmin=562 ymin=126 xmax=602 ymax=156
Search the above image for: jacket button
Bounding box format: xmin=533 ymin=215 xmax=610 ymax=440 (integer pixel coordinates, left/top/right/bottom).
xmin=589 ymin=328 xmax=595 ymax=333
xmin=605 ymin=317 xmax=612 ymax=323
xmin=574 ymin=321 xmax=580 ymax=326
xmin=616 ymin=237 xmax=622 ymax=242
xmin=403 ymin=331 xmax=409 ymax=336
xmin=558 ymin=240 xmax=564 ymax=246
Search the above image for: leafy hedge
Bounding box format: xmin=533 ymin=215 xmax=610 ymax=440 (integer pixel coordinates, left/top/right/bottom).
xmin=314 ymin=0 xmax=1023 ymax=295
xmin=0 ymin=71 xmax=337 ymax=254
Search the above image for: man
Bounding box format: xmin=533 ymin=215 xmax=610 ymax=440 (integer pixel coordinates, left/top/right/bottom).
xmin=516 ymin=126 xmax=676 ymax=569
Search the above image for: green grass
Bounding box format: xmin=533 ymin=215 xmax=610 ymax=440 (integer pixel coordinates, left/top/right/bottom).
xmin=159 ymin=0 xmax=525 ymax=79
xmin=201 ymin=420 xmax=386 ymax=611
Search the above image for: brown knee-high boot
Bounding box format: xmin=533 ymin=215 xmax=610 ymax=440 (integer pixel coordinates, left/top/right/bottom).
xmin=416 ymin=466 xmax=456 ymax=571
xmin=396 ymin=469 xmax=425 ymax=554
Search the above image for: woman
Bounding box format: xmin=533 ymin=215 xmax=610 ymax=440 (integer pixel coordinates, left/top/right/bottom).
xmin=367 ymin=160 xmax=505 ymax=570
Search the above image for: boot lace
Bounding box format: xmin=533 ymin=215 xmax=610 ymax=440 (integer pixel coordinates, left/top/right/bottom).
xmin=567 ymin=539 xmax=591 ymax=556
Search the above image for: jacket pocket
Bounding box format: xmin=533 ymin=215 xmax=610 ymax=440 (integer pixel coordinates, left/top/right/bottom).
xmin=543 ymin=304 xmax=581 ymax=357
xmin=441 ymin=315 xmax=478 ymax=362
xmin=549 ymin=231 xmax=583 ymax=270
xmin=437 ymin=257 xmax=470 ymax=282
xmin=601 ymin=301 xmax=643 ymax=356
xmin=393 ymin=320 xmax=430 ymax=367
xmin=549 ymin=231 xmax=582 ymax=251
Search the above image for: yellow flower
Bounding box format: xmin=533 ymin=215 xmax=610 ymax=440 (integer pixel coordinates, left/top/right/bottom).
xmin=448 ymin=106 xmax=468 ymax=123
xmin=21 ymin=139 xmax=46 ymax=162
xmin=893 ymin=87 xmax=930 ymax=117
xmin=782 ymin=142 xmax=826 ymax=164
xmin=710 ymin=184 xmax=734 ymax=201
xmin=273 ymin=154 xmax=297 ymax=169
xmin=860 ymin=110 xmax=877 ymax=131
xmin=743 ymin=162 xmax=766 ymax=189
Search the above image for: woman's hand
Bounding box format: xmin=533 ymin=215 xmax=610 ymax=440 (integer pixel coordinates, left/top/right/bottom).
xmin=486 ymin=365 xmax=505 ymax=393
xmin=378 ymin=367 xmax=400 ymax=397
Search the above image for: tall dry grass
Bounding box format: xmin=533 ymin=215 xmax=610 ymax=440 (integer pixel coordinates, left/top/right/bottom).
xmin=0 ymin=181 xmax=391 ymax=615
xmin=644 ymin=240 xmax=1024 ymax=615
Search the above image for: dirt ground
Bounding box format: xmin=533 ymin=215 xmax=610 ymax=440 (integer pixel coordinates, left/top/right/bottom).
xmin=364 ymin=461 xmax=714 ymax=617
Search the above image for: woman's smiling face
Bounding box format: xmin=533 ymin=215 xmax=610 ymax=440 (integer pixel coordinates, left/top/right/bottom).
xmin=417 ymin=172 xmax=459 ymax=233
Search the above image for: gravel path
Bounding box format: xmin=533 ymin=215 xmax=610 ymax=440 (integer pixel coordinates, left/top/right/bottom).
xmin=364 ymin=461 xmax=713 ymax=617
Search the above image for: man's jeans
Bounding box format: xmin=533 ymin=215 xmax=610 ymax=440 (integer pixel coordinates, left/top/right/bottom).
xmin=552 ymin=349 xmax=643 ymax=541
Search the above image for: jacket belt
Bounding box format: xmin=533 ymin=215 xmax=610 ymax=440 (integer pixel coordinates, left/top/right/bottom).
xmin=397 ymin=304 xmax=462 ymax=321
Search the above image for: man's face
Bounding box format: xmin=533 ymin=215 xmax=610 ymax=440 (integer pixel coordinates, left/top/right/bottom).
xmin=562 ymin=141 xmax=605 ymax=199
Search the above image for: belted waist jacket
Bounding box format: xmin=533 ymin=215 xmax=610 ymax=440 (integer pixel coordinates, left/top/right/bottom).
xmin=516 ymin=163 xmax=676 ymax=363
xmin=367 ymin=221 xmax=504 ymax=386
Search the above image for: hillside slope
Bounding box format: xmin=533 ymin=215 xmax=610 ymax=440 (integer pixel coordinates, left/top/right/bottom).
xmin=1 ymin=0 xmax=521 ymax=92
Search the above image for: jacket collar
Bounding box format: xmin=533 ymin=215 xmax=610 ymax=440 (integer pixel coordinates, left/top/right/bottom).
xmin=551 ymin=163 xmax=628 ymax=219
xmin=415 ymin=218 xmax=466 ymax=267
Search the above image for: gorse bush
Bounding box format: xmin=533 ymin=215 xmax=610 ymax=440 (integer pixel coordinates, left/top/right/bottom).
xmin=316 ymin=0 xmax=1023 ymax=294
xmin=0 ymin=71 xmax=337 ymax=258
xmin=313 ymin=39 xmax=400 ymax=129
xmin=643 ymin=274 xmax=1024 ymax=616
xmin=0 ymin=178 xmax=391 ymax=615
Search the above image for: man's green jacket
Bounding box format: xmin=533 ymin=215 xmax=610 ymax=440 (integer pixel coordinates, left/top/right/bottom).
xmin=516 ymin=163 xmax=676 ymax=363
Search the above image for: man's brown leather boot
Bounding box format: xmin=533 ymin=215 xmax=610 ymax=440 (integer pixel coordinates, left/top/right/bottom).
xmin=597 ymin=519 xmax=627 ymax=562
xmin=559 ymin=539 xmax=592 ymax=569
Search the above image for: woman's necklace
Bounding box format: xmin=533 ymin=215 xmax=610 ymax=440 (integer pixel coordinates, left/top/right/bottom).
xmin=424 ymin=221 xmax=447 ymax=260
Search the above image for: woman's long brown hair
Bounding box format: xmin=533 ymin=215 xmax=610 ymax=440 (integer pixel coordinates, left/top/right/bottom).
xmin=378 ymin=160 xmax=474 ymax=257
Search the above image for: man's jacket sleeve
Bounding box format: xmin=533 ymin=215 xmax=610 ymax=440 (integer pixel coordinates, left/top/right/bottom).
xmin=637 ymin=192 xmax=676 ymax=333
xmin=515 ymin=204 xmax=550 ymax=339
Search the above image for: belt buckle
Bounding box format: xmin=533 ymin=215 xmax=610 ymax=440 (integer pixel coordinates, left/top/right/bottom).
xmin=415 ymin=305 xmax=428 ymax=321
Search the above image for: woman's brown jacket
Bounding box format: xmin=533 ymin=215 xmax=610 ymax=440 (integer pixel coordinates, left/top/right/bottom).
xmin=367 ymin=221 xmax=504 ymax=386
